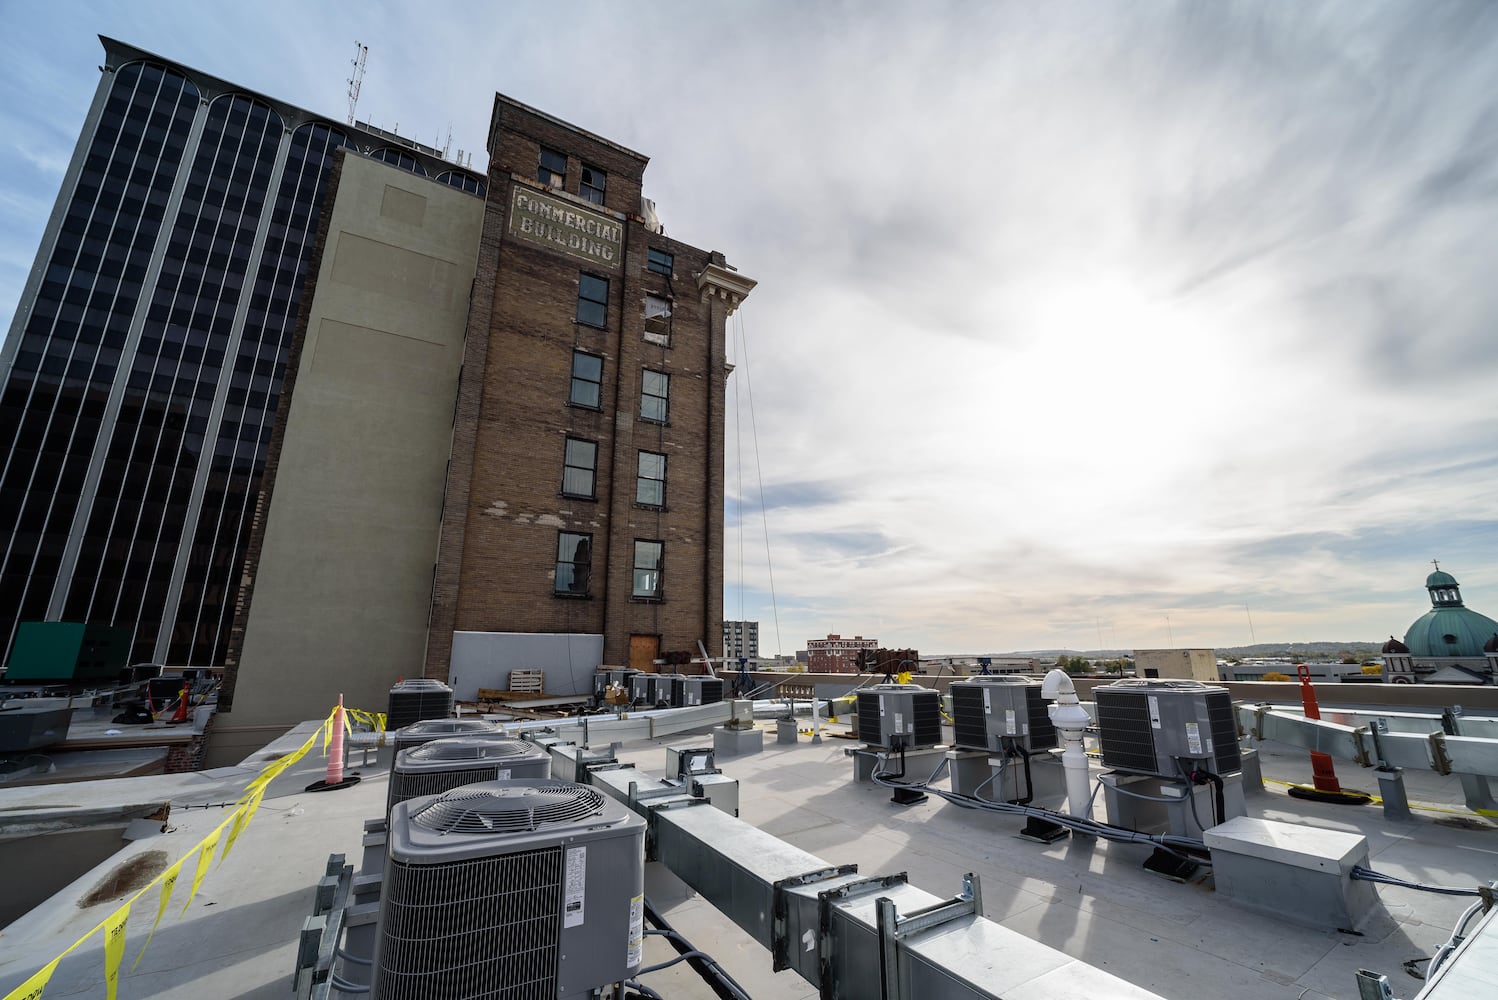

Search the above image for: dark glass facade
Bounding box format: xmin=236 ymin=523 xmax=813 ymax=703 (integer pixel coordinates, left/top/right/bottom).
xmin=0 ymin=42 xmax=485 ymax=667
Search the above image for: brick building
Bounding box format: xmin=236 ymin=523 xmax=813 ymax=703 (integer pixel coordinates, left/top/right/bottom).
xmin=806 ymin=634 xmax=878 ymax=673
xmin=0 ymin=38 xmax=755 ymax=756
xmin=424 ymin=95 xmax=755 ymax=678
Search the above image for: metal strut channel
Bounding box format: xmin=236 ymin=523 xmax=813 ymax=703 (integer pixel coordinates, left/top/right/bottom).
xmin=876 ymin=874 xmax=984 ymax=1000
xmin=818 ymin=873 xmax=910 ymax=1000
xmin=772 ymin=864 xmax=859 ymax=971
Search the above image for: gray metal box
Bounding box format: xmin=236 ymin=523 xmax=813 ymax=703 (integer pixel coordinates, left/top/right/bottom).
xmin=375 ymin=780 xmax=646 ymax=1000
xmin=631 ymin=673 xmax=669 ymax=707
xmin=388 ymin=735 xmax=551 ymax=813
xmin=1204 ymin=816 xmax=1377 ymax=930
xmin=692 ymin=773 xmax=739 ymax=816
xmin=593 ymin=668 xmax=637 ymax=701
xmin=1093 ymin=679 xmax=1241 ymax=777
xmin=855 ymin=684 xmax=942 ymax=750
xmin=390 ymin=717 xmax=501 ymax=755
xmin=949 ymin=676 xmax=1056 ymax=752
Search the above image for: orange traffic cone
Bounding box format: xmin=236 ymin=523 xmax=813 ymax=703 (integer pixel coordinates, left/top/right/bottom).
xmin=1287 ymin=664 xmax=1371 ymax=805
xmin=306 ymin=694 xmax=361 ymax=792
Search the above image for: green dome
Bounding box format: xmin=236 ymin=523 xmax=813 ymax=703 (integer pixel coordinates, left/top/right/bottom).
xmin=1427 ymin=569 xmax=1459 ymax=588
xmin=1404 ymin=606 xmax=1498 ymax=658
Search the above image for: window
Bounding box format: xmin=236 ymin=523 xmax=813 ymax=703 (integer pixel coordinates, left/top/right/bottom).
xmin=562 ymin=437 xmax=597 ymax=498
xmin=570 ymin=351 xmax=603 ymax=408
xmin=555 ymin=531 xmax=592 ymax=595
xmin=580 ymin=164 xmax=606 ymax=204
xmin=633 ymin=540 xmax=663 ymax=599
xmin=577 ymin=273 xmax=608 ymax=327
xmin=636 ymin=451 xmax=666 ymax=507
xmin=644 ymin=295 xmax=671 ymax=346
xmin=641 ymin=369 xmax=669 ymax=422
xmin=539 ymin=147 xmax=566 ymax=189
xmin=647 ymin=247 xmax=674 ymax=276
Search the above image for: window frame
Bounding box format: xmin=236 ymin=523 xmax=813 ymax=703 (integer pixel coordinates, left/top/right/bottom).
xmin=554 ymin=530 xmax=593 ymax=597
xmin=632 ymin=539 xmax=664 ymax=600
xmin=644 ymin=294 xmax=671 ymax=346
xmin=580 ymin=163 xmax=606 ymax=204
xmin=636 ymin=450 xmax=666 ymax=508
xmin=561 ymin=436 xmax=598 ymax=499
xmin=577 ymin=272 xmax=608 ymax=328
xmin=569 ymin=349 xmax=604 ymax=409
xmin=640 ymin=369 xmax=669 ymax=423
xmin=647 ymin=247 xmax=674 ymax=276
xmin=539 ymin=147 xmax=566 ymax=189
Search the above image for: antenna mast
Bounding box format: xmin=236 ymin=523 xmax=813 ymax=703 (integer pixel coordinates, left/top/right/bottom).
xmin=346 ymin=41 xmax=368 ymax=126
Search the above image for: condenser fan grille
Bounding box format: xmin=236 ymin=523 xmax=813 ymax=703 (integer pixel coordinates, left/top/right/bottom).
xmin=411 ymin=784 xmax=607 ymax=835
xmin=408 ymin=738 xmax=534 ymax=762
xmin=378 ymin=847 xmax=563 ymax=999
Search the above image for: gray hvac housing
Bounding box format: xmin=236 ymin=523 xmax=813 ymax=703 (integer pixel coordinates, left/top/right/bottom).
xmin=390 ymin=717 xmax=500 ymax=755
xmin=373 ymin=779 xmax=646 ymax=1000
xmin=386 ymin=679 xmax=453 ymax=730
xmin=678 ymin=675 xmax=724 ymax=706
xmin=856 ymin=683 xmax=943 ymax=750
xmin=949 ymin=676 xmax=1057 ymax=753
xmin=1093 ymin=679 xmax=1241 ymax=777
xmin=593 ymin=668 xmax=638 ymax=701
xmin=631 ymin=672 xmax=670 ymax=707
xmin=387 ymin=735 xmax=552 ymax=814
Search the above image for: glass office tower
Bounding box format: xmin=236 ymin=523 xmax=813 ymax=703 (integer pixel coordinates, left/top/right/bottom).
xmin=0 ymin=37 xmax=484 ymax=666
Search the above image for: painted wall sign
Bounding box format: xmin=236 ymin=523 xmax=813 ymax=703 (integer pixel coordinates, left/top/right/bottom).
xmin=509 ymin=186 xmax=623 ymax=269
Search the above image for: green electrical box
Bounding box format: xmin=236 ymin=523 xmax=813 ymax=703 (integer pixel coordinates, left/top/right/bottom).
xmin=4 ymin=622 xmax=132 ymax=684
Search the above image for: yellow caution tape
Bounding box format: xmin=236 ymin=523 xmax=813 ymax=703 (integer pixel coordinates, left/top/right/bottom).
xmin=2 ymin=703 xmax=364 ymax=1000
xmin=102 ymin=901 xmax=130 ymax=1000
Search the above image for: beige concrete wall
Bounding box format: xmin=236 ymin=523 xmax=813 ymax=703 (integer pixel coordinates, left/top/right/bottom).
xmin=1135 ymin=648 xmax=1218 ymax=681
xmin=224 ymin=156 xmax=483 ymax=733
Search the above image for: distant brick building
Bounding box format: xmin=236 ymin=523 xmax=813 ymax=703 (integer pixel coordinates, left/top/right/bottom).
xmin=807 ymin=634 xmax=877 ymax=673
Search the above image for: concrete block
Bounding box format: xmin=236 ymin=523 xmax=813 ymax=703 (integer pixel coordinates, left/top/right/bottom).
xmin=712 ymin=725 xmax=764 ymax=757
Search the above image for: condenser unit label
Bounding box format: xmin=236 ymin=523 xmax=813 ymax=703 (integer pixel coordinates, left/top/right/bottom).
xmin=1147 ymin=696 xmax=1162 ymax=730
xmin=495 ymin=768 xmax=511 ymax=780
xmin=894 ymin=712 xmax=905 ymax=733
xmin=564 ymin=846 xmax=587 ymax=927
xmin=1004 ymin=709 xmax=1017 ymax=735
xmin=1185 ymin=722 xmax=1203 ymax=755
xmin=627 ymin=893 xmax=645 ymax=968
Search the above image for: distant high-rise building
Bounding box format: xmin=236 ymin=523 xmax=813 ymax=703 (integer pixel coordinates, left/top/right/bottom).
xmin=723 ymin=620 xmax=758 ymax=661
xmin=0 ymin=37 xmax=486 ymax=667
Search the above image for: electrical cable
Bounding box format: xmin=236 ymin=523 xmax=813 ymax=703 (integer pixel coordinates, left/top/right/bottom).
xmin=625 ymin=980 xmax=666 ymax=1000
xmin=642 ymin=895 xmax=752 ymax=1000
xmin=870 ymin=752 xmax=1212 ymax=864
xmin=1429 ymin=896 xmax=1490 ymax=976
xmin=1348 ymin=866 xmax=1488 ymax=897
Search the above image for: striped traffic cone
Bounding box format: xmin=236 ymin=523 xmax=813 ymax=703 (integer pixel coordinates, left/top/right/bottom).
xmin=306 ymin=694 xmax=361 ymax=792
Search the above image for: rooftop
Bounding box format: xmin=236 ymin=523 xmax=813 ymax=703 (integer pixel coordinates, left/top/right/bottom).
xmin=0 ymin=696 xmax=1495 ymax=999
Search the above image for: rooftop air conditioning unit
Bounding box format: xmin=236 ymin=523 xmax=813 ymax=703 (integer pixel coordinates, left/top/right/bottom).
xmin=593 ymin=668 xmax=638 ymax=702
xmin=386 ymin=679 xmax=453 ymax=730
xmin=1093 ymin=679 xmax=1241 ymax=778
xmin=373 ymin=780 xmax=646 ymax=1000
xmin=855 ymin=683 xmax=942 ymax=750
xmin=679 ymin=675 xmax=724 ymax=707
xmin=387 ymin=735 xmax=551 ymax=814
xmin=658 ymin=673 xmax=687 ymax=707
xmin=631 ymin=673 xmax=668 ymax=707
xmin=391 ymin=717 xmax=500 ymax=755
xmin=949 ymin=676 xmax=1057 ymax=753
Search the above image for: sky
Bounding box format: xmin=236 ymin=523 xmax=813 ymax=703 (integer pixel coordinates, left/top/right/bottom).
xmin=3 ymin=1 xmax=1497 ymax=657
